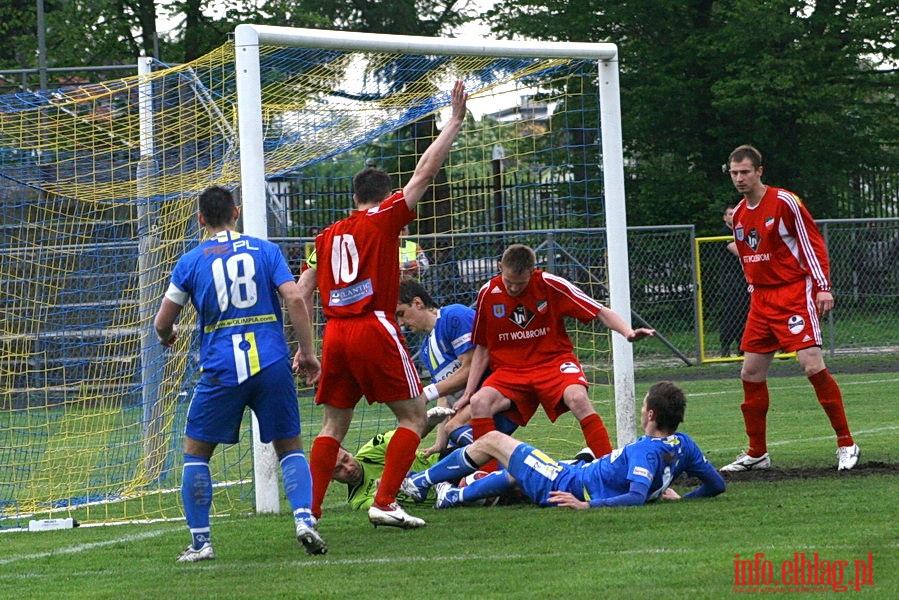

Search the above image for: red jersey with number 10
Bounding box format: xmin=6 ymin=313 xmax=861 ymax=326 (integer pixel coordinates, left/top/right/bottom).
xmin=732 ymin=186 xmax=831 ymax=291
xmin=315 ymin=191 xmax=414 ymax=319
xmin=472 ymin=270 xmax=603 ymax=370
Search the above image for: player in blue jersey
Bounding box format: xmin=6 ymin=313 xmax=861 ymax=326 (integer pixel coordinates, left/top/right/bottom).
xmin=404 ymin=381 xmax=725 ymax=509
xmin=395 ymin=279 xmax=518 ymax=458
xmin=154 ymin=186 xmax=325 ymax=562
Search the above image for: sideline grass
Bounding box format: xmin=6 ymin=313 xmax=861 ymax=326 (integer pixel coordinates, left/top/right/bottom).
xmin=2 ymin=370 xmax=896 ymax=599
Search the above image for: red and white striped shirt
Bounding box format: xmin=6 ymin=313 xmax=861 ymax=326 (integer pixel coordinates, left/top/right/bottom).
xmin=732 ymin=186 xmax=831 ymax=291
xmin=472 ymin=270 xmax=603 ymax=370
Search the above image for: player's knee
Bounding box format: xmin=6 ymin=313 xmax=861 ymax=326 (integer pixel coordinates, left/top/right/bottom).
xmin=471 ymin=389 xmax=509 ymax=417
xmin=563 ymin=393 xmax=593 ymax=415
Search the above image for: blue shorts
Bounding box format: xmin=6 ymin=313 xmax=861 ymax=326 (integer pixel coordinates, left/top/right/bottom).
xmin=507 ymin=443 xmax=581 ymax=507
xmin=185 ymin=358 xmax=300 ymax=444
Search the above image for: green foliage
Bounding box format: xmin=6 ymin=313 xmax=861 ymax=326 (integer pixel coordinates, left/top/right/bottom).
xmin=292 ymin=0 xmax=474 ymax=36
xmin=0 ymin=0 xmax=476 ymax=70
xmin=488 ymin=0 xmax=899 ymax=225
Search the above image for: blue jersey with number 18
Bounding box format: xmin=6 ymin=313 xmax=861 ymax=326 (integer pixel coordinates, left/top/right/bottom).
xmin=165 ymin=230 xmax=294 ymax=386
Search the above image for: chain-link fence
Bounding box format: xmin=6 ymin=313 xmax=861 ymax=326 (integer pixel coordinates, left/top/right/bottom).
xmin=662 ymin=218 xmax=899 ymax=364
xmin=279 ymin=217 xmax=899 ymax=368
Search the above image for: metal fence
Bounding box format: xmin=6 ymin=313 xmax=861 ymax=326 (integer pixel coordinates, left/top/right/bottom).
xmin=279 ymin=218 xmax=899 ymax=367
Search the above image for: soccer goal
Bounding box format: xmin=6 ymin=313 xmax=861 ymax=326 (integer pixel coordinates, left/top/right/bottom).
xmin=232 ymin=25 xmax=636 ymax=511
xmin=0 ymin=26 xmax=636 ymax=527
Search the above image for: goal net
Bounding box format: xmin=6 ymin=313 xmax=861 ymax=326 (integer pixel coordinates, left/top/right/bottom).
xmin=0 ymin=27 xmax=630 ymax=527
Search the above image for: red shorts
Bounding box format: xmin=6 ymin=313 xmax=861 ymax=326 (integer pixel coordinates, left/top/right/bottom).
xmin=316 ymin=312 xmax=423 ymax=409
xmin=481 ymin=355 xmax=589 ymax=426
xmin=742 ymin=278 xmax=823 ymax=354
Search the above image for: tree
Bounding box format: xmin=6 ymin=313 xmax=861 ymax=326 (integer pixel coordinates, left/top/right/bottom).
xmin=486 ymin=0 xmax=899 ymax=229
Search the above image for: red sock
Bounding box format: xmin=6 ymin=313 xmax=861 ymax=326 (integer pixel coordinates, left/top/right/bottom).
xmin=579 ymin=413 xmax=612 ymax=457
xmin=373 ymin=426 xmax=420 ymax=508
xmin=471 ymin=418 xmax=499 ymax=472
xmin=471 ymin=417 xmax=495 ymax=440
xmin=741 ymin=380 xmax=770 ymax=457
xmin=309 ymin=436 xmax=340 ymax=519
xmin=809 ymin=369 xmax=854 ymax=447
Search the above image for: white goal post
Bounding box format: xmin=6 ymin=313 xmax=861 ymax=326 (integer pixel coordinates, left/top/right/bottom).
xmin=232 ymin=24 xmax=637 ymax=513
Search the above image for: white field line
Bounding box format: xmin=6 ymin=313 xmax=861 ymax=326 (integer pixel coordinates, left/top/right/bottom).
xmin=0 ymin=480 xmax=246 ymax=525
xmin=7 ymin=541 xmax=894 ymax=574
xmin=0 ymin=528 xmax=179 ymax=566
xmin=688 ymin=376 xmax=899 ymax=453
xmin=687 ymin=376 xmax=899 ymax=398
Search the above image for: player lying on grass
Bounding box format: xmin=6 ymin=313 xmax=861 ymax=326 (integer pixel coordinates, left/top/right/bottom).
xmin=332 ymin=406 xmax=456 ymax=510
xmin=403 ymin=381 xmax=725 ymax=509
xmin=339 ymin=407 xmax=597 ymax=510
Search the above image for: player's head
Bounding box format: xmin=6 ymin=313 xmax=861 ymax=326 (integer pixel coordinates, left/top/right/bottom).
xmin=641 ymin=380 xmax=686 ymax=434
xmin=727 ymin=145 xmax=764 ymax=196
xmin=728 ymin=144 xmax=763 ymax=169
xmin=353 ymin=167 xmax=393 ymax=206
xmin=198 ymin=185 xmax=238 ymax=228
xmin=723 ymin=204 xmax=736 ymax=229
xmin=332 ymin=446 xmax=362 ymax=485
xmin=499 ymin=244 xmax=536 ymax=297
xmin=396 ymin=279 xmax=438 ymax=333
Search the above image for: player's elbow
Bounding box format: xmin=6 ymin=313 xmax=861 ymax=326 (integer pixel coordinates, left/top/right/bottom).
xmin=709 ymin=477 xmax=726 ymax=497
xmin=688 ymin=477 xmax=726 ymax=500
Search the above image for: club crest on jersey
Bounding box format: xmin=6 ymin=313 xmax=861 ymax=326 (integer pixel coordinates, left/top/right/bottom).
xmin=746 ymin=228 xmax=761 ymax=252
xmin=662 ymin=436 xmax=681 ymax=448
xmin=734 ymin=225 xmax=744 ymax=241
xmin=788 ymin=315 xmax=805 ymax=334
xmin=559 ymin=361 xmax=581 ymax=374
xmin=536 ymin=300 xmax=548 ymax=313
xmin=764 ymin=216 xmax=775 ymax=230
xmin=492 ymin=304 xmax=506 ymax=318
xmin=509 ymin=305 xmax=535 ymax=329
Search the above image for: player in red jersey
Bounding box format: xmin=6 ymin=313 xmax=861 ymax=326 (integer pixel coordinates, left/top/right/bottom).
xmin=720 ymin=144 xmax=859 ymax=473
xmin=454 ymin=244 xmax=655 ymax=461
xmin=294 ymin=80 xmax=468 ymax=530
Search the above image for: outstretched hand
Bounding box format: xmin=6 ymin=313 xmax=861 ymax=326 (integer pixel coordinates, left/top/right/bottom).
xmin=449 ymin=79 xmax=468 ymax=122
xmin=627 ymin=327 xmax=656 ymax=342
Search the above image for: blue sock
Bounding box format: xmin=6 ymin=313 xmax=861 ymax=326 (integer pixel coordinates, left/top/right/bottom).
xmin=182 ymin=453 xmax=212 ymax=549
xmin=414 ymin=447 xmax=478 ymax=486
xmin=459 ymin=470 xmax=514 ymax=503
xmin=280 ymin=449 xmax=314 ymax=525
xmin=448 ymin=425 xmax=474 ymax=447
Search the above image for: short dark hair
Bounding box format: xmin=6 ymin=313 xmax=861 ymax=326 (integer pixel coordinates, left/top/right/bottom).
xmin=399 ymin=278 xmax=437 ymax=308
xmin=500 ymin=244 xmax=536 ymax=274
xmin=728 ymin=144 xmax=763 ymax=169
xmin=198 ymin=186 xmax=236 ymax=228
xmin=353 ymin=167 xmax=392 ymax=205
xmin=645 ymin=380 xmax=686 ymax=432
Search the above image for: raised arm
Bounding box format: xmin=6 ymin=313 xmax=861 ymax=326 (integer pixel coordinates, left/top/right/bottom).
xmin=402 ymin=80 xmax=468 ymax=209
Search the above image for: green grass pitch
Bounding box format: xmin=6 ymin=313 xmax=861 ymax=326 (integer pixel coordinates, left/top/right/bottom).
xmin=2 ymin=361 xmax=896 ymax=599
